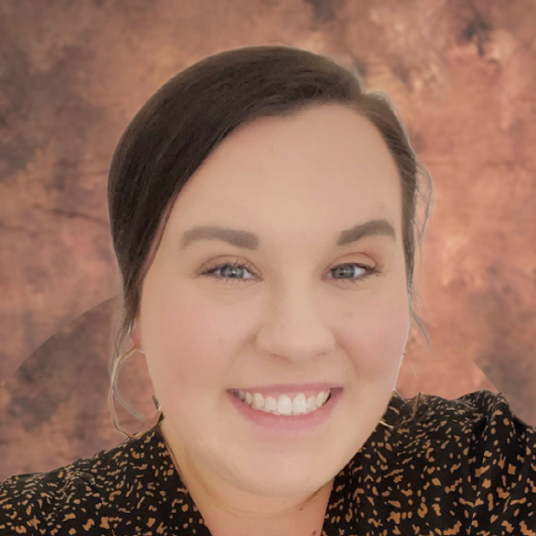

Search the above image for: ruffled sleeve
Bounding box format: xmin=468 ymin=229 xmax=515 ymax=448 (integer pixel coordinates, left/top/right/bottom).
xmin=0 ymin=468 xmax=114 ymax=535
xmin=464 ymin=391 xmax=536 ymax=533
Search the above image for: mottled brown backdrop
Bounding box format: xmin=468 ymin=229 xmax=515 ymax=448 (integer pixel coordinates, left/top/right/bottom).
xmin=1 ymin=0 xmax=535 ymax=480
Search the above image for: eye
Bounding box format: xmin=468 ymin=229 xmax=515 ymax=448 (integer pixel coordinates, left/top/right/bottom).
xmin=199 ymin=259 xmax=381 ymax=286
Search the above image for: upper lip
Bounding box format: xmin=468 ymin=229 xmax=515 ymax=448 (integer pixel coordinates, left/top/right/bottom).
xmin=229 ymin=383 xmax=342 ymax=397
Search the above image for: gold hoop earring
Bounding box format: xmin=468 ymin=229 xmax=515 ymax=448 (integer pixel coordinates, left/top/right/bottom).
xmin=108 ymin=342 xmax=163 ymax=440
xmin=377 ymin=390 xmax=421 ymax=430
xmin=377 ymin=352 xmax=420 ymax=430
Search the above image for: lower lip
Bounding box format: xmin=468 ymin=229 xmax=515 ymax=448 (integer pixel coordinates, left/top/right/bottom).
xmin=227 ymin=388 xmax=343 ymax=434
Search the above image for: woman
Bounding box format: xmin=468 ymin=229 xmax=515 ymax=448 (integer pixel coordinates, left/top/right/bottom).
xmin=1 ymin=45 xmax=534 ymax=535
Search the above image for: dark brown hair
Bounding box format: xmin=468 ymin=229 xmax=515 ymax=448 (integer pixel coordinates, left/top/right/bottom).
xmin=107 ymin=45 xmax=434 ymax=432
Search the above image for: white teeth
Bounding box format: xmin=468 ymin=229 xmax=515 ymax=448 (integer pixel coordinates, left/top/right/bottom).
xmin=252 ymin=393 xmax=264 ymax=409
xmin=233 ymin=389 xmax=331 ymax=416
xmin=264 ymin=396 xmax=277 ymax=411
xmin=306 ymin=395 xmax=317 ymax=412
xmin=292 ymin=393 xmax=307 ymax=414
xmin=277 ymin=395 xmax=292 ymax=415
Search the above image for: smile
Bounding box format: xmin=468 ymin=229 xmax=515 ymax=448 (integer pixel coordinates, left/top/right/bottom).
xmin=230 ymin=389 xmax=332 ymax=416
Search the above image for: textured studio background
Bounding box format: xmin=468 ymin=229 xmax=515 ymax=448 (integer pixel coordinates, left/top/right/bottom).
xmin=0 ymin=0 xmax=535 ymax=479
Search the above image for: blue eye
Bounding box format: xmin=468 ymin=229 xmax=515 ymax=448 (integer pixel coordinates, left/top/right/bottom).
xmin=200 ymin=260 xmax=381 ymax=286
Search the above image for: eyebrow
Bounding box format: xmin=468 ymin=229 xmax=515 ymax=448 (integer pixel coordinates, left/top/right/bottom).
xmin=180 ymin=219 xmax=396 ymax=250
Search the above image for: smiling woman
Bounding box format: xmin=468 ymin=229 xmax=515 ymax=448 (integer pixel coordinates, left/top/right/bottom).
xmin=1 ymin=45 xmax=535 ymax=536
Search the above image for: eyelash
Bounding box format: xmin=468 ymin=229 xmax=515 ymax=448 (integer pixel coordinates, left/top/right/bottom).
xmin=200 ymin=260 xmax=381 ymax=286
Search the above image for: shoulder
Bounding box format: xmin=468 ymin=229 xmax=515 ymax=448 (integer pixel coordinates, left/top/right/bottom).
xmin=404 ymin=390 xmax=536 ymax=530
xmin=392 ymin=389 xmax=534 ymax=439
xmin=404 ymin=389 xmax=536 ymax=471
xmin=0 ymin=427 xmax=169 ymax=535
xmin=0 ymin=440 xmax=129 ymax=535
xmin=419 ymin=389 xmax=535 ymax=452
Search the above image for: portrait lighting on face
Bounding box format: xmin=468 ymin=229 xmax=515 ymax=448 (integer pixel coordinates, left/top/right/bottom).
xmin=134 ymin=102 xmax=412 ymax=522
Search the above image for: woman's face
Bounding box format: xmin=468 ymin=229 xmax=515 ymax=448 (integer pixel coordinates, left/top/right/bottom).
xmin=134 ymin=103 xmax=410 ymax=514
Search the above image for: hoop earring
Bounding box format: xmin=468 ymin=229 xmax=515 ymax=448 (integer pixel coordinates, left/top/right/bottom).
xmin=377 ymin=390 xmax=421 ymax=430
xmin=377 ymin=352 xmax=421 ymax=430
xmin=108 ymin=342 xmax=163 ymax=440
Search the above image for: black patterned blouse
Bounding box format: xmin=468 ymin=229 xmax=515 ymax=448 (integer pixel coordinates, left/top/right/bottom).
xmin=1 ymin=390 xmax=535 ymax=535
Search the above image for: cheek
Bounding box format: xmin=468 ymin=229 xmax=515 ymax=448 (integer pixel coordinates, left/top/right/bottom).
xmin=343 ymin=281 xmax=409 ymax=380
xmin=141 ymin=284 xmax=241 ymax=389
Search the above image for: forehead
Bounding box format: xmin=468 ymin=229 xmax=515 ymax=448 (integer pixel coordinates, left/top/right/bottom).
xmin=167 ymin=104 xmax=402 ymax=237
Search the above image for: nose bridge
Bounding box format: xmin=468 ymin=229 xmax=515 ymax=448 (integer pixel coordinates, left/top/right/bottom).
xmin=256 ymin=274 xmax=335 ymax=361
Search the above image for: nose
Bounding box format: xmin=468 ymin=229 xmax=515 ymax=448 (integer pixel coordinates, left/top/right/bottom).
xmin=255 ymin=286 xmax=335 ymax=363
